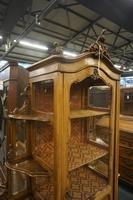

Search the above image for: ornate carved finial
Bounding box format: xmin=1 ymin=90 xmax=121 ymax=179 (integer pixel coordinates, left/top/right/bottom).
xmin=91 ymin=68 xmax=100 ymax=80
xmin=12 ymin=83 xmax=31 ymax=115
xmin=84 ymin=29 xmax=110 ymax=58
xmin=50 ymin=42 xmax=63 ymax=55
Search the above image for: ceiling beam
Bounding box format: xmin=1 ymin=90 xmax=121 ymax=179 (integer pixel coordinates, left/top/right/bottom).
xmin=77 ymin=0 xmax=133 ymax=33
xmin=112 ymin=27 xmax=121 ymax=47
xmin=0 ymin=0 xmax=33 ymax=44
xmin=62 ymin=16 xmax=102 ymax=46
xmin=59 ymin=5 xmax=131 ymax=46
xmin=0 ymin=0 xmax=61 ymax=61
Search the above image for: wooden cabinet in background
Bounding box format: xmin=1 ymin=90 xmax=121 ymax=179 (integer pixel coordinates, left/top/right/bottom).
xmin=0 ymin=61 xmax=29 ymax=114
xmin=0 ymin=61 xmax=29 ymax=199
xmin=119 ymin=115 xmax=133 ymax=186
xmin=6 ymin=43 xmax=121 ymax=200
xmin=120 ymin=87 xmax=133 ymax=116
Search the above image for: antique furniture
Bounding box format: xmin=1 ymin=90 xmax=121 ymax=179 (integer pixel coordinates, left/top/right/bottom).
xmin=6 ymin=41 xmax=121 ymax=200
xmin=0 ymin=60 xmax=29 ymax=150
xmin=120 ymin=87 xmax=133 ymax=116
xmin=0 ymin=61 xmax=29 ymax=114
xmin=0 ymin=60 xmax=29 ymax=159
xmin=119 ymin=115 xmax=133 ymax=186
xmin=0 ymin=61 xmax=29 ymax=199
xmin=119 ymin=87 xmax=133 ymax=186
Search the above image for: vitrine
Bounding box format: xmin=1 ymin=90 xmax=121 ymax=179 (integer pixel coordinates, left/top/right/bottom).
xmin=0 ymin=61 xmax=29 ymax=199
xmin=120 ymin=87 xmax=133 ymax=116
xmin=6 ymin=41 xmax=121 ymax=200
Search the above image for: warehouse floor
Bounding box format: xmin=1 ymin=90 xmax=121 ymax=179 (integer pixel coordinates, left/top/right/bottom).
xmin=119 ymin=182 xmax=133 ymax=200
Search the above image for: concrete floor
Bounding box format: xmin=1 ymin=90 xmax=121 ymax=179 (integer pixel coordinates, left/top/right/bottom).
xmin=119 ymin=182 xmax=133 ymax=200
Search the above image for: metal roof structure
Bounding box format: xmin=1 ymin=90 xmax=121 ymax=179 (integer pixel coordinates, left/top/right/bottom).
xmin=0 ymin=0 xmax=133 ymax=70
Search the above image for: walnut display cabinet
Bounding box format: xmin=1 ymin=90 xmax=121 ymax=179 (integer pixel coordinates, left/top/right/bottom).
xmin=6 ymin=43 xmax=121 ymax=200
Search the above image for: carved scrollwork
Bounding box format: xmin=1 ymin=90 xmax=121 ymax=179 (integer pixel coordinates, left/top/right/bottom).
xmin=91 ymin=68 xmax=100 ymax=80
xmin=84 ymin=30 xmax=110 ymax=59
xmin=12 ymin=83 xmax=31 ymax=115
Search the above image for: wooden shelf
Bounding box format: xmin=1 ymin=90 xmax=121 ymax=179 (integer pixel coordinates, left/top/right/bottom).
xmin=68 ymin=143 xmax=108 ymax=171
xmin=97 ymin=115 xmax=133 ymax=133
xmin=88 ymin=160 xmax=108 ymax=178
xmin=5 ymin=159 xmax=49 ymax=177
xmin=70 ymin=109 xmax=109 ymax=119
xmin=33 ymin=142 xmax=108 ymax=172
xmin=8 ymin=112 xmax=53 ymax=122
xmin=66 ymin=166 xmax=108 ymax=200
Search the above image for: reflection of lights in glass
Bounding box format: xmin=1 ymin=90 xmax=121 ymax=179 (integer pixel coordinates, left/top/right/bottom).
xmin=126 ymin=95 xmax=130 ymax=100
xmin=63 ymin=50 xmax=78 ymax=57
xmin=18 ymin=62 xmax=31 ymax=68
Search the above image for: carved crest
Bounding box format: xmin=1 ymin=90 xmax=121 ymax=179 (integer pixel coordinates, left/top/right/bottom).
xmin=84 ymin=29 xmax=110 ymax=59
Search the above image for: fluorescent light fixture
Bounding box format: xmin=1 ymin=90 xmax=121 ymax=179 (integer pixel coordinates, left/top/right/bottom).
xmin=63 ymin=50 xmax=78 ymax=58
xmin=0 ymin=35 xmax=3 ymax=39
xmin=18 ymin=62 xmax=31 ymax=68
xmin=129 ymin=68 xmax=133 ymax=71
xmin=19 ymin=40 xmax=48 ymax=51
xmin=0 ymin=81 xmax=3 ymax=90
xmin=0 ymin=60 xmax=8 ymax=68
xmin=114 ymin=64 xmax=121 ymax=69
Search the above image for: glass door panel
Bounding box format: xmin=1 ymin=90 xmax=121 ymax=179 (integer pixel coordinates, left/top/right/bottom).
xmin=31 ymin=79 xmax=54 ymax=199
xmin=67 ymin=76 xmax=112 ymax=199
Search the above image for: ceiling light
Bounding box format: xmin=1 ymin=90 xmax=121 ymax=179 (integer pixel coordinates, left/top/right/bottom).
xmin=19 ymin=40 xmax=48 ymax=51
xmin=0 ymin=81 xmax=3 ymax=90
xmin=14 ymin=39 xmax=17 ymax=43
xmin=0 ymin=60 xmax=8 ymax=68
xmin=18 ymin=62 xmax=31 ymax=68
xmin=63 ymin=50 xmax=78 ymax=58
xmin=129 ymin=69 xmax=133 ymax=71
xmin=0 ymin=35 xmax=3 ymax=40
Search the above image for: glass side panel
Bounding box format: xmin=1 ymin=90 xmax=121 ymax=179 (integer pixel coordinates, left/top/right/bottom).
xmin=15 ymin=120 xmax=27 ymax=157
xmin=87 ymin=115 xmax=110 ymax=147
xmin=88 ymin=86 xmax=111 ymax=109
xmin=11 ymin=171 xmax=28 ymax=195
xmin=32 ymin=80 xmax=54 ymax=112
xmin=67 ymin=76 xmax=112 ymax=199
xmin=31 ymin=80 xmax=55 ymax=199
